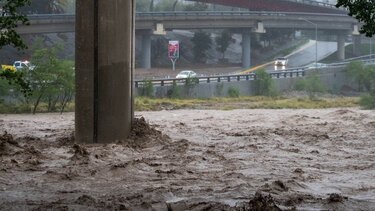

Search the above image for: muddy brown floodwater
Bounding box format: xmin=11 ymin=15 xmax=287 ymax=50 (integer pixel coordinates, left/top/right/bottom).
xmin=0 ymin=108 xmax=375 ymax=210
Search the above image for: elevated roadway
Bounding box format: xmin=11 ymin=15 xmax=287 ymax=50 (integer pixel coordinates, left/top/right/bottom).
xmin=17 ymin=10 xmax=358 ymax=69
xmin=189 ymin=0 xmax=346 ymax=13
xmin=18 ymin=11 xmax=356 ymax=34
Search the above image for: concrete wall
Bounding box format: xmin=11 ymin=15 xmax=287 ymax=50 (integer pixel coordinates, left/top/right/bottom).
xmin=135 ymin=67 xmax=354 ymax=98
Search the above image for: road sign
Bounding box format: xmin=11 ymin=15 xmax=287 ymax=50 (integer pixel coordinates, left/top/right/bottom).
xmin=168 ymin=40 xmax=179 ymax=59
xmin=168 ymin=40 xmax=179 ymax=71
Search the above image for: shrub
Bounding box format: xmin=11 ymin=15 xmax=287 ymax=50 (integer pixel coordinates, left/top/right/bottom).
xmin=254 ymin=69 xmax=275 ymax=96
xmin=185 ymin=77 xmax=199 ymax=86
xmin=141 ymin=79 xmax=154 ymax=97
xmin=344 ymin=61 xmax=374 ymax=91
xmin=168 ymin=80 xmax=180 ymax=99
xmin=359 ymin=94 xmax=375 ymax=109
xmin=228 ymin=86 xmax=240 ymax=98
xmin=294 ymin=74 xmax=325 ymax=100
xmin=215 ymin=83 xmax=224 ymax=96
xmin=184 ymin=77 xmax=199 ymax=98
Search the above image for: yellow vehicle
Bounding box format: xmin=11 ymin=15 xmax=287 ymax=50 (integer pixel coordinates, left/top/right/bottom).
xmin=1 ymin=64 xmax=16 ymax=72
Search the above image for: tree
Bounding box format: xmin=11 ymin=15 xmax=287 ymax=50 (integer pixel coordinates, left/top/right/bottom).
xmin=215 ymin=30 xmax=234 ymax=60
xmin=344 ymin=61 xmax=373 ymax=91
xmin=1 ymin=0 xmax=31 ymax=96
xmin=27 ymin=40 xmax=74 ymax=114
xmin=19 ymin=0 xmax=69 ymax=14
xmin=191 ymin=31 xmax=212 ymax=63
xmin=254 ymin=69 xmax=274 ymax=96
xmin=336 ymin=0 xmax=375 ymax=37
xmin=344 ymin=61 xmax=375 ymax=109
xmin=136 ymin=0 xmax=151 ymax=12
xmin=184 ymin=2 xmax=208 ymax=11
xmin=0 ymin=0 xmax=30 ymax=49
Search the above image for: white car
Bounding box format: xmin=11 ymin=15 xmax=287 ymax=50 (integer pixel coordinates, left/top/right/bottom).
xmin=176 ymin=70 xmax=197 ymax=79
xmin=13 ymin=60 xmax=35 ymax=71
xmin=274 ymin=57 xmax=288 ymax=66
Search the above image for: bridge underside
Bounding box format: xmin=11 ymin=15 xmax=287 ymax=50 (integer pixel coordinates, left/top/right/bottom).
xmin=188 ymin=0 xmax=346 ymax=14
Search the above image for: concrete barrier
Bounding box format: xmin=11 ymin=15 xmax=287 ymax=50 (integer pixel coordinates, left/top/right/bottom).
xmin=135 ymin=67 xmax=355 ymax=98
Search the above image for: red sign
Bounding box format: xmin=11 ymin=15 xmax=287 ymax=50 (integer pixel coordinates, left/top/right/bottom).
xmin=168 ymin=40 xmax=179 ymax=59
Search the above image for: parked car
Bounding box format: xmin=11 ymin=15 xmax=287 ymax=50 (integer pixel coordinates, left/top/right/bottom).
xmin=13 ymin=60 xmax=35 ymax=71
xmin=176 ymin=70 xmax=197 ymax=79
xmin=274 ymin=57 xmax=288 ymax=66
xmin=305 ymin=62 xmax=327 ymax=70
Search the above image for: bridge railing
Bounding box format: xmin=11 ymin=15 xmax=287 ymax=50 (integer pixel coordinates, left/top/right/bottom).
xmin=27 ymin=11 xmax=349 ymax=19
xmin=285 ymin=0 xmax=344 ymax=10
xmin=136 ymin=11 xmax=349 ymax=18
xmin=134 ymin=58 xmax=375 ymax=88
xmin=135 ymin=69 xmax=306 ymax=88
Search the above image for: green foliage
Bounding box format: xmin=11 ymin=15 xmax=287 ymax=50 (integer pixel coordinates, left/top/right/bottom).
xmin=185 ymin=76 xmax=199 ymax=86
xmin=215 ymin=83 xmax=224 ymax=96
xmin=136 ymin=0 xmax=151 ymax=12
xmin=168 ymin=80 xmax=180 ymax=99
xmin=183 ymin=2 xmax=208 ymax=11
xmin=294 ymin=74 xmax=325 ymax=100
xmin=227 ymin=86 xmax=240 ymax=98
xmin=344 ymin=62 xmax=375 ymax=109
xmin=19 ymin=0 xmax=69 ymax=14
xmin=254 ymin=69 xmax=274 ymax=96
xmin=215 ymin=30 xmax=234 ymax=60
xmin=141 ymin=79 xmax=154 ymax=97
xmin=151 ymin=37 xmax=168 ymax=66
xmin=184 ymin=77 xmax=198 ymax=98
xmin=336 ymin=0 xmax=375 ymax=36
xmin=191 ymin=31 xmax=212 ymax=63
xmin=154 ymin=0 xmax=183 ymax=11
xmin=0 ymin=0 xmax=30 ymax=49
xmin=344 ymin=61 xmax=374 ymax=91
xmin=359 ymin=94 xmax=375 ymax=109
xmin=134 ymin=96 xmax=359 ymax=111
xmin=27 ymin=39 xmax=75 ymax=114
xmin=136 ymin=0 xmax=184 ymax=12
xmin=0 ymin=68 xmax=31 ymax=96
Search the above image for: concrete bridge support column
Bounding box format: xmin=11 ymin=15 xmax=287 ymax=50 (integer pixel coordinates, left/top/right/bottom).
xmin=337 ymin=34 xmax=346 ymax=61
xmin=141 ymin=30 xmax=152 ymax=69
xmin=75 ymin=0 xmax=134 ymax=144
xmin=242 ymin=29 xmax=251 ymax=69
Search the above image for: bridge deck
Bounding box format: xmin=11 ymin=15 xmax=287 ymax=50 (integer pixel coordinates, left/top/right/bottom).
xmin=189 ymin=0 xmax=346 ymax=14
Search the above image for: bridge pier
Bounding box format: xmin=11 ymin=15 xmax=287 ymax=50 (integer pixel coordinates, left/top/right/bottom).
xmin=140 ymin=30 xmax=152 ymax=69
xmin=337 ymin=34 xmax=346 ymax=61
xmin=242 ymin=29 xmax=251 ymax=69
xmin=75 ymin=0 xmax=134 ymax=144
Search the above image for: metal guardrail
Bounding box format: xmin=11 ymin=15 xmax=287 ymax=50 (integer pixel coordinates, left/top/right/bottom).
xmin=134 ymin=58 xmax=375 ymax=88
xmin=27 ymin=10 xmax=350 ymax=21
xmin=136 ymin=11 xmax=349 ymax=18
xmin=135 ymin=70 xmax=306 ymax=88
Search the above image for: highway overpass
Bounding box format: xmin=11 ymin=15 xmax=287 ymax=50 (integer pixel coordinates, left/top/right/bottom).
xmin=17 ymin=11 xmax=359 ymax=69
xmin=19 ymin=11 xmax=356 ymax=34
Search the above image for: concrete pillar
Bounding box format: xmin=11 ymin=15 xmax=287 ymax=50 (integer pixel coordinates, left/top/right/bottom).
xmin=352 ymin=35 xmax=361 ymax=56
xmin=75 ymin=0 xmax=134 ymax=144
xmin=242 ymin=29 xmax=251 ymax=69
xmin=337 ymin=34 xmax=346 ymax=61
xmin=141 ymin=30 xmax=152 ymax=69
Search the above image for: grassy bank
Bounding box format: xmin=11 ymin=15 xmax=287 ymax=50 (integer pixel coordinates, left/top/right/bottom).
xmin=135 ymin=96 xmax=359 ymax=111
xmin=0 ymin=96 xmax=360 ymax=114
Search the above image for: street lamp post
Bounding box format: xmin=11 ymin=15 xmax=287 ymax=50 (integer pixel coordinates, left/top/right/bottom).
xmin=300 ymin=18 xmax=318 ymax=69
